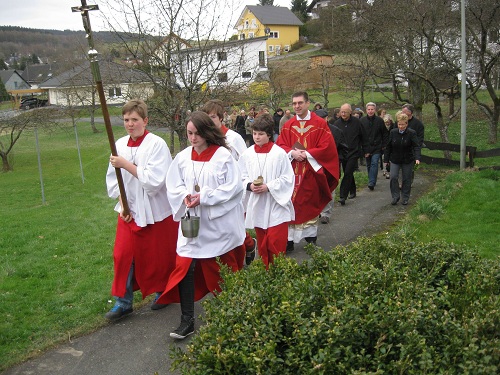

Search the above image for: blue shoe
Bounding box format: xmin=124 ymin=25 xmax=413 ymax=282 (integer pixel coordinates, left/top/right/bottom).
xmin=105 ymin=304 xmax=133 ymax=321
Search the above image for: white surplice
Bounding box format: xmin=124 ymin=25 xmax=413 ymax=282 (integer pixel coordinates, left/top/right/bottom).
xmin=239 ymin=143 xmax=295 ymax=229
xmin=225 ymin=128 xmax=247 ymax=161
xmin=106 ymin=133 xmax=173 ymax=228
xmin=166 ymin=146 xmax=245 ymax=258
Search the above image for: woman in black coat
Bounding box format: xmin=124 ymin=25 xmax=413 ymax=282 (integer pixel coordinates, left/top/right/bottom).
xmin=384 ymin=111 xmax=421 ymax=206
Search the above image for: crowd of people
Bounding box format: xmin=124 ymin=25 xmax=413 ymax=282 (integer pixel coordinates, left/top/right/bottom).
xmin=104 ymin=94 xmax=423 ymax=339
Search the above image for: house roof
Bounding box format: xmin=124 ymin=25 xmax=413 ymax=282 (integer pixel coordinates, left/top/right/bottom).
xmin=21 ymin=64 xmax=60 ymax=84
xmin=39 ymin=61 xmax=152 ymax=88
xmin=236 ymin=5 xmax=303 ymax=28
xmin=0 ymin=69 xmax=29 ymax=85
xmin=176 ymin=36 xmax=268 ymax=55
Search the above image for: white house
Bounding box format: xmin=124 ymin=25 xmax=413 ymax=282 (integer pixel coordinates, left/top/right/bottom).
xmin=39 ymin=61 xmax=154 ymax=107
xmin=154 ymin=35 xmax=268 ymax=91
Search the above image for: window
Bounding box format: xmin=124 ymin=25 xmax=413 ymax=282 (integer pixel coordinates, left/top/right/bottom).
xmin=109 ymin=87 xmax=122 ymax=97
xmin=244 ymin=20 xmax=249 ymax=29
xmin=284 ymin=45 xmax=290 ymax=52
xmin=275 ymin=46 xmax=281 ymax=55
xmin=242 ymin=72 xmax=251 ymax=78
xmin=268 ymin=45 xmax=274 ymax=52
xmin=217 ymin=51 xmax=227 ymax=61
xmin=248 ymin=32 xmax=254 ymax=38
xmin=240 ymin=33 xmax=245 ymax=40
xmin=259 ymin=51 xmax=266 ymax=67
xmin=269 ymin=31 xmax=279 ymax=38
xmin=218 ymin=73 xmax=228 ymax=82
xmin=251 ymin=19 xmax=257 ymax=28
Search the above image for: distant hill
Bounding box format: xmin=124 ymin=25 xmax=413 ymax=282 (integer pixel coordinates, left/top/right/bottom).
xmin=0 ymin=26 xmax=144 ymax=68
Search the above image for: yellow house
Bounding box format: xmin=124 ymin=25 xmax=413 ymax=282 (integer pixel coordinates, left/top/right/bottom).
xmin=234 ymin=5 xmax=303 ymax=57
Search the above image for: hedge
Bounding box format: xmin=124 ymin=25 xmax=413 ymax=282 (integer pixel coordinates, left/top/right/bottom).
xmin=170 ymin=237 xmax=500 ymax=374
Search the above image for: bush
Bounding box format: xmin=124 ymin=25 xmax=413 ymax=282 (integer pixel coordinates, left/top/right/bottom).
xmin=171 ymin=238 xmax=500 ymax=374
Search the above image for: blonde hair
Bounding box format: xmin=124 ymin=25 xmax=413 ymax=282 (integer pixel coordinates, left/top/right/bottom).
xmin=395 ymin=111 xmax=408 ymax=123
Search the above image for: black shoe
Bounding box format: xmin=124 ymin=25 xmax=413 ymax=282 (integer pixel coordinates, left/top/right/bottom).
xmin=339 ymin=198 xmax=346 ymax=206
xmin=391 ymin=197 xmax=400 ymax=205
xmin=151 ymin=293 xmax=168 ymax=310
xmin=286 ymin=240 xmax=294 ymax=253
xmin=402 ymin=200 xmax=408 ymax=205
xmin=105 ymin=305 xmax=133 ymax=321
xmin=170 ymin=315 xmax=195 ymax=339
xmin=320 ymin=216 xmax=329 ymax=224
xmin=348 ymin=193 xmax=356 ymax=199
xmin=305 ymin=236 xmax=317 ymax=245
xmin=245 ymin=238 xmax=257 ymax=265
xmin=368 ymin=185 xmax=374 ymax=191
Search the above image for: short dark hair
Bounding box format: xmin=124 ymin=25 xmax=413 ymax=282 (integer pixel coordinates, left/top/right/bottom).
xmin=186 ymin=111 xmax=228 ymax=149
xmin=292 ymin=91 xmax=309 ymax=102
xmin=201 ymin=99 xmax=225 ymax=121
xmin=252 ymin=113 xmax=274 ymax=139
xmin=402 ymin=103 xmax=415 ymax=114
xmin=122 ymin=99 xmax=147 ymax=118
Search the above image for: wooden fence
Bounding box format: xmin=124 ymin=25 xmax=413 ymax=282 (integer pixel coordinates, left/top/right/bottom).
xmin=421 ymin=140 xmax=500 ymax=168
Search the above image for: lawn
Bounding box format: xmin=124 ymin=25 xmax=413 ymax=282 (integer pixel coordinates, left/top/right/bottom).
xmin=0 ymin=120 xmax=172 ymax=371
xmin=0 ymin=98 xmax=499 ymax=371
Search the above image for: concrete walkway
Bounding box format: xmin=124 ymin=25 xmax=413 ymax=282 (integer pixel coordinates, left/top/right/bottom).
xmin=4 ymin=170 xmax=432 ymax=375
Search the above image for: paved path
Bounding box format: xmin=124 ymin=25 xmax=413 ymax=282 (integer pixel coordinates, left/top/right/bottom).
xmin=4 ymin=170 xmax=432 ymax=375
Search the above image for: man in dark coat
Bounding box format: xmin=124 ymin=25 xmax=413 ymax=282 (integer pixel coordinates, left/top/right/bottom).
xmin=360 ymin=102 xmax=388 ymax=191
xmin=333 ymin=103 xmax=366 ymax=206
xmin=234 ymin=109 xmax=247 ymax=140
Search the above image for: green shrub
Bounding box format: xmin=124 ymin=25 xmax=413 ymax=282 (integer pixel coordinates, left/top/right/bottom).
xmin=171 ymin=238 xmax=500 ymax=374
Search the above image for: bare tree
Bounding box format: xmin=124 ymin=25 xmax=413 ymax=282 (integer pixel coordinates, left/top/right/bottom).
xmin=0 ymin=109 xmax=59 ymax=172
xmin=464 ymin=0 xmax=500 ymax=144
xmin=100 ymin=0 xmax=264 ymax=151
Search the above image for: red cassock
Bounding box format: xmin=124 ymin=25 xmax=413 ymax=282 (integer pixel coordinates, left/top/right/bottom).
xmin=276 ymin=112 xmax=339 ymax=224
xmin=112 ymin=215 xmax=179 ymax=298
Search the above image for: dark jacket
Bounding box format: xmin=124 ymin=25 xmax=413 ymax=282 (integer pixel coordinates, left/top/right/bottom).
xmin=384 ymin=128 xmax=421 ymax=165
xmin=408 ymin=116 xmax=425 ymax=146
xmin=273 ymin=112 xmax=283 ymax=135
xmin=328 ymin=123 xmax=348 ymax=161
xmin=360 ymin=115 xmax=387 ymax=155
xmin=333 ymin=116 xmax=365 ymax=160
xmin=234 ymin=115 xmax=247 ymax=131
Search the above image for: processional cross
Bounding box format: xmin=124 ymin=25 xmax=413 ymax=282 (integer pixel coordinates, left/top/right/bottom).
xmin=71 ymin=1 xmax=130 ymax=216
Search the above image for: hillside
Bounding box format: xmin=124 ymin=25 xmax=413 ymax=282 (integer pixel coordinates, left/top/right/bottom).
xmin=0 ymin=26 xmax=143 ymax=70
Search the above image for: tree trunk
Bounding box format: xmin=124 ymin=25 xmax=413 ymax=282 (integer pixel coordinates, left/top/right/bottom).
xmin=1 ymin=151 xmax=12 ymax=171
xmin=488 ymin=106 xmax=499 ymax=144
xmin=169 ymin=128 xmax=175 ymax=153
xmin=90 ymin=90 xmax=99 ymax=133
xmin=433 ymin=101 xmax=452 ymax=159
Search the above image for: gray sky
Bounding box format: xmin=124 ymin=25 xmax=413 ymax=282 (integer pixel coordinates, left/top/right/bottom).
xmin=0 ymin=0 xmax=292 ymax=32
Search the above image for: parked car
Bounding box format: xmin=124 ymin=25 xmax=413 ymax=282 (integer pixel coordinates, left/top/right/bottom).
xmin=20 ymin=97 xmax=48 ymax=110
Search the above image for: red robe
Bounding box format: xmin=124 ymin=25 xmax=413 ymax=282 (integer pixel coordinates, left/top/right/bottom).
xmin=276 ymin=112 xmax=339 ymax=224
xmin=156 ymin=145 xmax=244 ymax=305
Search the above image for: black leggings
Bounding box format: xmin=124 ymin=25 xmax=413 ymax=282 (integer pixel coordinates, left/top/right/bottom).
xmin=178 ymin=259 xmax=196 ymax=319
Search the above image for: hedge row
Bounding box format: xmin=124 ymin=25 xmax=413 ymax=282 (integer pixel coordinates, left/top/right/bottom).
xmin=171 ymin=237 xmax=500 ymax=374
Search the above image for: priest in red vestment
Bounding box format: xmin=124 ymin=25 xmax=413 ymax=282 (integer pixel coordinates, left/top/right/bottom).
xmin=276 ymin=91 xmax=339 ymax=252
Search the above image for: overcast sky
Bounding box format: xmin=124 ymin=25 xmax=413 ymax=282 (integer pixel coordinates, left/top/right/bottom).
xmin=0 ymin=0 xmax=293 ymax=32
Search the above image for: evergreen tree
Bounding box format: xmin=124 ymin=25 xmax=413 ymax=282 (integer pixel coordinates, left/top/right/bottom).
xmin=0 ymin=79 xmax=9 ymax=102
xmin=259 ymin=0 xmax=274 ymax=5
xmin=0 ymin=58 xmax=7 ymax=70
xmin=291 ymin=0 xmax=308 ymax=22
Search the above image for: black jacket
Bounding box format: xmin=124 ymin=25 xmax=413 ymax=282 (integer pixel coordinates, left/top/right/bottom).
xmin=333 ymin=116 xmax=365 ymax=160
xmin=384 ymin=128 xmax=421 ymax=165
xmin=408 ymin=116 xmax=425 ymax=146
xmin=234 ymin=115 xmax=247 ymax=131
xmin=360 ymin=115 xmax=387 ymax=155
xmin=328 ymin=123 xmax=348 ymax=161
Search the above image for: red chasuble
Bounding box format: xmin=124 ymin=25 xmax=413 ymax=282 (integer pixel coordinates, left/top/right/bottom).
xmin=276 ymin=112 xmax=339 ymax=224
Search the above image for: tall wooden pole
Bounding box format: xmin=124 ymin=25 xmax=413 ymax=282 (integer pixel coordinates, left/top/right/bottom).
xmin=72 ymin=1 xmax=130 ymax=215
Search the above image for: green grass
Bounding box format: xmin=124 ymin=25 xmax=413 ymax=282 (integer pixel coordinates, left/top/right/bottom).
xmin=0 ymin=101 xmax=499 ymax=371
xmin=0 ymin=121 xmax=172 ymax=371
xmin=406 ymin=169 xmax=500 ymax=259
